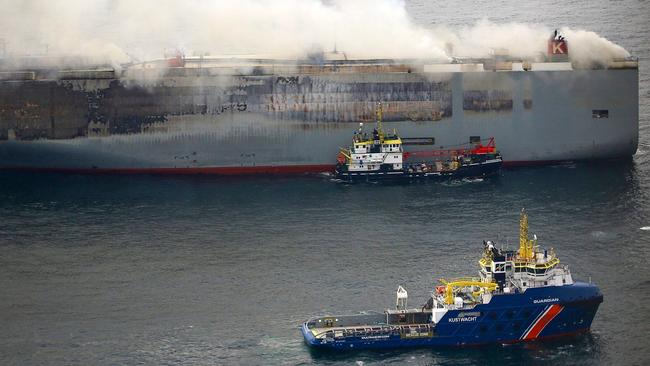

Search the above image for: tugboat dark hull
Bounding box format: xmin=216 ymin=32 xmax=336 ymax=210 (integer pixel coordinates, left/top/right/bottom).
xmin=302 ymin=282 xmax=602 ymax=350
xmin=335 ymin=158 xmax=502 ymax=183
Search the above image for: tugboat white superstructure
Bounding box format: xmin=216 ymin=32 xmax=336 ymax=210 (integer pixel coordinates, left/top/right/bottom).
xmin=301 ymin=210 xmax=603 ymax=350
xmin=334 ymin=103 xmax=503 ymax=182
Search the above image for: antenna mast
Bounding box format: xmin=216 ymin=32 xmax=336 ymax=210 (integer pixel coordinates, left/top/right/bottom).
xmin=518 ymin=209 xmax=535 ymax=260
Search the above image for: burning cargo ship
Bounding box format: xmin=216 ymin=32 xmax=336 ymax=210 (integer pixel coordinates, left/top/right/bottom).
xmin=0 ymin=35 xmax=639 ymax=174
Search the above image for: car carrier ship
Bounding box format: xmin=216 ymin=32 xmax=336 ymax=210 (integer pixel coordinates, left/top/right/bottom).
xmin=301 ymin=210 xmax=603 ymax=349
xmin=0 ymin=33 xmax=639 ymax=174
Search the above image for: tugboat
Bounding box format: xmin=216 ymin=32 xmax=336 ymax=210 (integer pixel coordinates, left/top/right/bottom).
xmin=334 ymin=103 xmax=502 ymax=182
xmin=301 ymin=210 xmax=603 ymax=350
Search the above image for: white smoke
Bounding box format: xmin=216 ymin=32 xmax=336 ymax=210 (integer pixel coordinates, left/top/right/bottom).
xmin=0 ymin=0 xmax=631 ymax=68
xmin=561 ymin=27 xmax=631 ymax=68
xmin=445 ymin=20 xmax=552 ymax=59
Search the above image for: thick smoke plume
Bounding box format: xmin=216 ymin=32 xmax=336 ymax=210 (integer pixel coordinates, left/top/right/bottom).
xmin=0 ymin=0 xmax=630 ymax=68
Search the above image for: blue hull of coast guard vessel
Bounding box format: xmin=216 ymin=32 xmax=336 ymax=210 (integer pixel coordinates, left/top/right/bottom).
xmin=301 ymin=282 xmax=602 ymax=350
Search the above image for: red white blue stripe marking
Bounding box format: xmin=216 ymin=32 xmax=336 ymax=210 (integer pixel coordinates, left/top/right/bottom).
xmin=521 ymin=304 xmax=564 ymax=340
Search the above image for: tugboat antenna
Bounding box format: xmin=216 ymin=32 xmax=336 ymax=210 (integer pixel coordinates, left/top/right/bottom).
xmin=376 ymin=102 xmax=383 ymax=136
xmin=519 ymin=209 xmax=535 ymax=260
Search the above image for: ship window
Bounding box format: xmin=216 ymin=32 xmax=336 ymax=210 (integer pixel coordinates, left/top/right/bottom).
xmin=592 ymin=109 xmax=609 ymax=118
xmin=522 ymin=282 xmax=527 ymax=287
xmin=523 ymin=99 xmax=533 ymax=110
xmin=470 ymin=136 xmax=481 ymax=144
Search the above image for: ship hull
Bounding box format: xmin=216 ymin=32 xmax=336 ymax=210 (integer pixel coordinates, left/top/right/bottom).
xmin=335 ymin=158 xmax=502 ymax=182
xmin=0 ymin=65 xmax=638 ymax=174
xmin=302 ymin=282 xmax=602 ymax=350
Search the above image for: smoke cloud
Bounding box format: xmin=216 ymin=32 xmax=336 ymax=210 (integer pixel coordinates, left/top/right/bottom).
xmin=0 ymin=0 xmax=631 ymax=68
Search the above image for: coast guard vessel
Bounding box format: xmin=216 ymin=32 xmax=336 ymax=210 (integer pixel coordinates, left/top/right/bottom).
xmin=334 ymin=103 xmax=502 ymax=182
xmin=301 ymin=210 xmax=603 ymax=349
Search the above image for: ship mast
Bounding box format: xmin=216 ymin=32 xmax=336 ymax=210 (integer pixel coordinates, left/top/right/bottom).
xmin=518 ymin=209 xmax=535 ymax=260
xmin=375 ymin=102 xmax=384 ymax=139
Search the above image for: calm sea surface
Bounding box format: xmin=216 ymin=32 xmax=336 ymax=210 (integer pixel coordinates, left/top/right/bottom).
xmin=1 ymin=0 xmax=649 ymax=365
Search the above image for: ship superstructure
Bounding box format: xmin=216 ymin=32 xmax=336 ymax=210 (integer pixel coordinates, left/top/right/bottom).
xmin=0 ymin=32 xmax=638 ymax=174
xmin=301 ymin=210 xmax=603 ymax=349
xmin=339 ymin=103 xmax=405 ymax=175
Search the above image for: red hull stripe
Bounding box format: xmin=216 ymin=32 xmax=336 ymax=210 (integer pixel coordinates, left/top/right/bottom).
xmin=521 ymin=305 xmax=550 ymax=339
xmin=0 ymin=157 xmax=618 ymax=175
xmin=522 ymin=304 xmax=564 ymax=340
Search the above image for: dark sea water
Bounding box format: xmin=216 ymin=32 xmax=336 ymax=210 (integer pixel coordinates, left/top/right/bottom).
xmin=1 ymin=0 xmax=650 ymax=365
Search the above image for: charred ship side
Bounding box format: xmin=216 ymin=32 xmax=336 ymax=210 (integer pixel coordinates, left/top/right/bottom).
xmin=0 ymin=34 xmax=639 ymax=174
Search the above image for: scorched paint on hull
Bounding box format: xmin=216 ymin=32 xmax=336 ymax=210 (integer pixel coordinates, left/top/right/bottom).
xmin=0 ymin=56 xmax=639 ymax=174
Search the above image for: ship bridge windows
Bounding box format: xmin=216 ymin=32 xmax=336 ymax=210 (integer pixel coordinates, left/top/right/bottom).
xmin=592 ymin=110 xmax=609 ymax=118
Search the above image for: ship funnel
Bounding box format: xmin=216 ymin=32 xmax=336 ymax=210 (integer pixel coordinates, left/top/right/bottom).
xmin=548 ymin=30 xmax=569 ymax=61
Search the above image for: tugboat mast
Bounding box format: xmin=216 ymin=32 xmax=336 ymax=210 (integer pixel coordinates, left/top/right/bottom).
xmin=375 ymin=101 xmax=384 ymax=138
xmin=518 ymin=209 xmax=536 ymax=261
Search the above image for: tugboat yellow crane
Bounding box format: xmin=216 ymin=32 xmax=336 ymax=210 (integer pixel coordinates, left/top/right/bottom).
xmin=439 ymin=278 xmax=498 ymax=305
